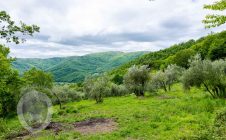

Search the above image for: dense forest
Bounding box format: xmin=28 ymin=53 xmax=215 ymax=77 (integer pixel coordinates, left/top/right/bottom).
xmin=110 ymin=31 xmax=226 ymax=77
xmin=0 ymin=0 xmax=226 ymax=139
xmin=13 ymin=51 xmax=147 ymax=83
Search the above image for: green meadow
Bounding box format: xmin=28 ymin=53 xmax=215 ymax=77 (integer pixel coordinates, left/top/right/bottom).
xmin=1 ymin=84 xmax=225 ymax=140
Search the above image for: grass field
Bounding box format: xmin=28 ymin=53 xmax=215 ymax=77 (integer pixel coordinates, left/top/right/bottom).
xmin=1 ymin=84 xmax=226 ymax=140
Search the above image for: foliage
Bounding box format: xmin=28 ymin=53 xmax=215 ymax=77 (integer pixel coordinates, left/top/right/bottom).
xmin=164 ymin=65 xmax=185 ymax=90
xmin=181 ymin=54 xmax=226 ymax=98
xmin=0 ymin=45 xmax=22 ymax=117
xmin=52 ymin=85 xmax=84 ymax=104
xmin=150 ymin=65 xmax=184 ymax=92
xmin=108 ymin=83 xmax=129 ymax=97
xmin=83 ymin=75 xmax=111 ymax=103
xmin=123 ymin=65 xmax=150 ymax=96
xmin=23 ymin=67 xmax=54 ymax=89
xmin=151 ymin=71 xmax=168 ymax=92
xmin=110 ymin=31 xmax=226 ymax=77
xmin=203 ymin=0 xmax=226 ymax=28
xmin=112 ymin=74 xmax=124 ymax=85
xmin=0 ymin=11 xmax=39 ymax=44
xmin=0 ymin=11 xmax=39 ymax=117
xmin=208 ymin=38 xmax=226 ymax=60
xmin=172 ymin=49 xmax=195 ymax=68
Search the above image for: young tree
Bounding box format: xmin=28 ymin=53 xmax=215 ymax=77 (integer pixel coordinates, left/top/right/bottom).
xmin=181 ymin=54 xmax=226 ymax=98
xmin=203 ymin=0 xmax=226 ymax=28
xmin=151 ymin=65 xmax=184 ymax=92
xmin=164 ymin=65 xmax=184 ymax=91
xmin=151 ymin=71 xmax=168 ymax=92
xmin=123 ymin=65 xmax=150 ymax=96
xmin=84 ymin=75 xmax=110 ymax=103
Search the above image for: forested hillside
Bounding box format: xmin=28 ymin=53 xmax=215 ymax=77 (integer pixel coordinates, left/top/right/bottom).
xmin=110 ymin=31 xmax=226 ymax=76
xmin=13 ymin=51 xmax=147 ymax=82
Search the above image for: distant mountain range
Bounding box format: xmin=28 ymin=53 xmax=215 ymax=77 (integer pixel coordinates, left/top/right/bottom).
xmin=13 ymin=51 xmax=147 ymax=82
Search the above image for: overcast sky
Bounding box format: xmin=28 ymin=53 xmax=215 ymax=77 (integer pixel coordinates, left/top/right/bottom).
xmin=0 ymin=0 xmax=225 ymax=58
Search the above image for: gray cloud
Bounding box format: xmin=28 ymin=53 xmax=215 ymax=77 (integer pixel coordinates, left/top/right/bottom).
xmin=0 ymin=0 xmax=225 ymax=58
xmin=57 ymin=32 xmax=164 ymax=46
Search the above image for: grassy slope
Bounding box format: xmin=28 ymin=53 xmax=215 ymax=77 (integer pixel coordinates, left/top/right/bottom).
xmin=1 ymin=85 xmax=225 ymax=140
xmin=13 ymin=51 xmax=147 ymax=82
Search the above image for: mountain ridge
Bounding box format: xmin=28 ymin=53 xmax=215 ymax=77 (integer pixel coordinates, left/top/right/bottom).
xmin=13 ymin=51 xmax=148 ymax=82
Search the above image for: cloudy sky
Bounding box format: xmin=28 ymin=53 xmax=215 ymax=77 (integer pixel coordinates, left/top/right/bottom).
xmin=0 ymin=0 xmax=225 ymax=58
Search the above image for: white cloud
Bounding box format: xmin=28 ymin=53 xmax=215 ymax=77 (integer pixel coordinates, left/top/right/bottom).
xmin=0 ymin=0 xmax=225 ymax=58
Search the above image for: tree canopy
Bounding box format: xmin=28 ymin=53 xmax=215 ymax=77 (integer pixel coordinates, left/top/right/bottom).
xmin=203 ymin=0 xmax=226 ymax=28
xmin=0 ymin=11 xmax=39 ymax=44
xmin=0 ymin=11 xmax=39 ymax=117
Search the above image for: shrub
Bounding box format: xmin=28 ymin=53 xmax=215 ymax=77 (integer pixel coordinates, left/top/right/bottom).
xmin=112 ymin=74 xmax=124 ymax=85
xmin=109 ymin=83 xmax=129 ymax=97
xmin=172 ymin=49 xmax=196 ymax=68
xmin=181 ymin=54 xmax=226 ymax=98
xmin=52 ymin=85 xmax=84 ymax=104
xmin=123 ymin=65 xmax=150 ymax=96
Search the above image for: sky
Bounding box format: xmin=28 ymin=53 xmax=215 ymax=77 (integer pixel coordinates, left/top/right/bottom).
xmin=0 ymin=0 xmax=225 ymax=58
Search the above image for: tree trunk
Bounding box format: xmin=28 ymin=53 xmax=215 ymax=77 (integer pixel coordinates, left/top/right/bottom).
xmin=52 ymin=92 xmax=62 ymax=109
xmin=140 ymin=90 xmax=144 ymax=96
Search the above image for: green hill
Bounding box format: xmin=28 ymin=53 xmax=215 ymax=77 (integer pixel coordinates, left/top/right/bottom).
xmin=13 ymin=51 xmax=147 ymax=82
xmin=110 ymin=31 xmax=226 ymax=76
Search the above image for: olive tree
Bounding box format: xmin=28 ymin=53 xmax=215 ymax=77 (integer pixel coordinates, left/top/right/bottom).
xmin=150 ymin=65 xmax=184 ymax=92
xmin=83 ymin=75 xmax=110 ymax=103
xmin=164 ymin=65 xmax=185 ymax=91
xmin=123 ymin=65 xmax=150 ymax=96
xmin=181 ymin=54 xmax=226 ymax=98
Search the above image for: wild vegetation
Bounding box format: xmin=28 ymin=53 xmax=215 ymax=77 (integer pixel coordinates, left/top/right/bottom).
xmin=0 ymin=0 xmax=226 ymax=139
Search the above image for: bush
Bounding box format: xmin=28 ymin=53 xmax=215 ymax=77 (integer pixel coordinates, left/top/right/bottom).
xmin=112 ymin=74 xmax=124 ymax=85
xmin=52 ymin=85 xmax=84 ymax=104
xmin=109 ymin=83 xmax=129 ymax=97
xmin=208 ymin=38 xmax=226 ymax=60
xmin=181 ymin=54 xmax=226 ymax=98
xmin=172 ymin=49 xmax=196 ymax=68
xmin=123 ymin=65 xmax=150 ymax=96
